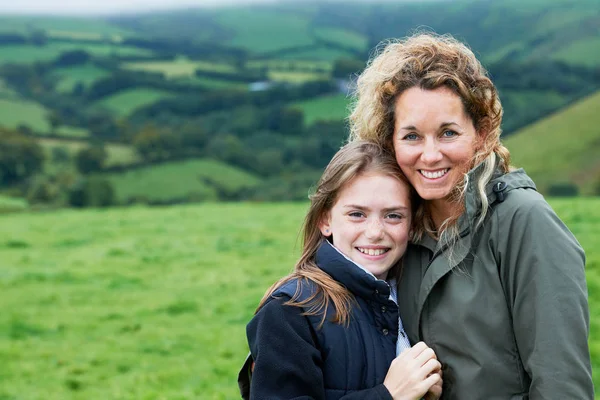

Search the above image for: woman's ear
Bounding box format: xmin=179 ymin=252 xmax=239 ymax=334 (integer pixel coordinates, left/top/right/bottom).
xmin=319 ymin=214 xmax=332 ymax=237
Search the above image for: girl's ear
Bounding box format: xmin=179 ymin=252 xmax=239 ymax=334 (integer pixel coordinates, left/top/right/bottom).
xmin=319 ymin=214 xmax=332 ymax=237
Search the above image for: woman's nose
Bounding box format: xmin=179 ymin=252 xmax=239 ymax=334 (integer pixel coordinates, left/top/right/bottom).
xmin=420 ymin=139 xmax=443 ymax=164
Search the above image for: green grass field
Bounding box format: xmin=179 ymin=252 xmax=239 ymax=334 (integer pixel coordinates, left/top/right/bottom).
xmin=100 ymin=159 xmax=262 ymax=204
xmin=505 ymin=90 xmax=600 ymax=194
xmin=313 ymin=27 xmax=368 ymax=52
xmin=122 ymin=58 xmax=237 ymax=79
xmin=0 ymin=98 xmax=88 ymax=137
xmin=214 ymin=9 xmax=315 ymax=54
xmin=53 ymin=64 xmax=111 ymax=94
xmin=94 ymin=88 xmax=176 ymax=118
xmin=0 ymin=16 xmax=132 ymax=37
xmin=39 ymin=139 xmax=141 ymax=171
xmin=292 ymin=93 xmax=351 ymax=125
xmin=0 ymin=197 xmax=598 ymax=399
xmin=0 ymin=42 xmax=152 ymax=65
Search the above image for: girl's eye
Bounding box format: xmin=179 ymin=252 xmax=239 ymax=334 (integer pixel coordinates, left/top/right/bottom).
xmin=348 ymin=211 xmax=364 ymax=218
xmin=442 ymin=130 xmax=458 ymax=138
xmin=403 ymin=133 xmax=419 ymax=140
xmin=386 ymin=213 xmax=404 ymax=220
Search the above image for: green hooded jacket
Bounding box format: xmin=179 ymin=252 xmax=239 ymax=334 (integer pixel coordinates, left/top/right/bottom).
xmin=398 ymin=166 xmax=593 ymax=399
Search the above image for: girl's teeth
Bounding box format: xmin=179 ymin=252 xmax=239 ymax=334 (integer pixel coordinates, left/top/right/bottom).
xmin=421 ymin=169 xmax=448 ymax=179
xmin=358 ymin=248 xmax=387 ymax=256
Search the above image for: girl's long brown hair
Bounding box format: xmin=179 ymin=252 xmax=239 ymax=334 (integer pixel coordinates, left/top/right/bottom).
xmin=256 ymin=141 xmax=415 ymax=327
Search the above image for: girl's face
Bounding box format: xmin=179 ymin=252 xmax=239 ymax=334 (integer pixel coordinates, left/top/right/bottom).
xmin=392 ymin=86 xmax=479 ymax=209
xmin=319 ymin=172 xmax=412 ymax=280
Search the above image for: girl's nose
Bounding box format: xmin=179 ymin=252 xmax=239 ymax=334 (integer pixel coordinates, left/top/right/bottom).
xmin=365 ymin=219 xmax=384 ymax=240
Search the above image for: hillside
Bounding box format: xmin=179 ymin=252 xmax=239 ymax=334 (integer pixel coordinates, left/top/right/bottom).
xmin=505 ymin=90 xmax=600 ymax=195
xmin=0 ymin=0 xmax=599 ymax=207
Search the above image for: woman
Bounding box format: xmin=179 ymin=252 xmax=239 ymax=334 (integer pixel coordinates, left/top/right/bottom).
xmin=240 ymin=141 xmax=442 ymax=399
xmin=349 ymin=33 xmax=593 ymax=399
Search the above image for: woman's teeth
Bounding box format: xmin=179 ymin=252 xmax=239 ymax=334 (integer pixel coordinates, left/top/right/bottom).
xmin=420 ymin=169 xmax=449 ymax=179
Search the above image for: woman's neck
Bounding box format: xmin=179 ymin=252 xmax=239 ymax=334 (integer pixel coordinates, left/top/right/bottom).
xmin=427 ymin=198 xmax=462 ymax=233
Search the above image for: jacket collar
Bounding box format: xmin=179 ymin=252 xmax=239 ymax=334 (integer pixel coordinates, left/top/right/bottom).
xmin=315 ymin=240 xmax=392 ymax=303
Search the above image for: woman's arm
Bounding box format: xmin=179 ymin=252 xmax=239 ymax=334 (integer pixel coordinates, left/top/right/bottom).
xmin=498 ymin=196 xmax=593 ymax=399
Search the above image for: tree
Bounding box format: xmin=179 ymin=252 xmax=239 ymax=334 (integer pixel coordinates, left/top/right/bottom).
xmin=0 ymin=128 xmax=44 ymax=185
xmin=75 ymin=145 xmax=107 ymax=174
xmin=68 ymin=177 xmax=115 ymax=208
xmin=132 ymin=125 xmax=182 ymax=161
xmin=332 ymin=58 xmax=365 ymax=79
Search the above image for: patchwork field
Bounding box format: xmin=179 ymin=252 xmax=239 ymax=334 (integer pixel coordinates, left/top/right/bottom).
xmin=0 ymin=198 xmax=598 ymax=399
xmin=94 ymin=88 xmax=176 ymax=118
xmin=39 ymin=139 xmax=141 ymax=171
xmin=100 ymin=159 xmax=262 ymax=204
xmin=293 ymin=93 xmax=351 ymax=125
xmin=0 ymin=42 xmax=152 ymax=65
xmin=122 ymin=59 xmax=237 ymax=79
xmin=0 ymin=98 xmax=88 ymax=137
xmin=53 ymin=64 xmax=111 ymax=94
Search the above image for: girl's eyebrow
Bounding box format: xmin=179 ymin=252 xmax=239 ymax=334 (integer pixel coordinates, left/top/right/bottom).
xmin=343 ymin=204 xmax=410 ymax=212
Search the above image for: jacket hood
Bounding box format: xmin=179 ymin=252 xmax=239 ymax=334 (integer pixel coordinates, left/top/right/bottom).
xmin=461 ymin=158 xmax=537 ymax=232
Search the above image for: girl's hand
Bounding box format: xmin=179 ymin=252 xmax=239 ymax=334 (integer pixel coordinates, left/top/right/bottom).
xmin=383 ymin=342 xmax=441 ymax=400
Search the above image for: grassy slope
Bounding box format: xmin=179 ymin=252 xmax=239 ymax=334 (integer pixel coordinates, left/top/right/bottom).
xmin=0 ymin=98 xmax=88 ymax=137
xmin=39 ymin=139 xmax=141 ymax=170
xmin=504 ymin=90 xmax=600 ymax=194
xmin=122 ymin=58 xmax=237 ymax=79
xmin=0 ymin=16 xmax=132 ymax=36
xmin=0 ymin=198 xmax=598 ymax=398
xmin=94 ymin=88 xmax=176 ymax=118
xmin=53 ymin=64 xmax=111 ymax=93
xmin=0 ymin=42 xmax=152 ymax=65
xmin=214 ymin=9 xmax=315 ymax=54
xmin=292 ymin=93 xmax=351 ymax=125
xmin=100 ymin=159 xmax=262 ymax=204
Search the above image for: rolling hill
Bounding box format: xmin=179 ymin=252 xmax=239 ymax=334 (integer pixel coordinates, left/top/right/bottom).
xmin=504 ymin=90 xmax=600 ymax=195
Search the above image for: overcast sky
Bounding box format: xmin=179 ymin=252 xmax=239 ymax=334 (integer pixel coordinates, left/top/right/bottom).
xmin=0 ymin=0 xmax=279 ymax=15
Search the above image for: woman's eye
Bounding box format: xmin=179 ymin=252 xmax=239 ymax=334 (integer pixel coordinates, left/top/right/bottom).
xmin=348 ymin=212 xmax=364 ymax=218
xmin=403 ymin=133 xmax=419 ymax=140
xmin=442 ymin=130 xmax=458 ymax=138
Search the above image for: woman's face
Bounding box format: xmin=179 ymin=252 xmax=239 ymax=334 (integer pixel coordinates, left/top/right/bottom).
xmin=392 ymin=86 xmax=479 ymax=206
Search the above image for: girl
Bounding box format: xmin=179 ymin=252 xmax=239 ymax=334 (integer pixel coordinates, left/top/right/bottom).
xmin=349 ymin=32 xmax=592 ymax=398
xmin=239 ymin=141 xmax=442 ymax=399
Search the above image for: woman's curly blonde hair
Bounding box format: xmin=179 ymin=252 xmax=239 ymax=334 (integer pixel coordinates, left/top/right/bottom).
xmin=349 ymin=32 xmax=511 ymax=242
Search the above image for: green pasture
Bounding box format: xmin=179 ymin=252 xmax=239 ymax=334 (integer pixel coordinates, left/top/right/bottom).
xmin=94 ymin=88 xmax=176 ymax=118
xmin=0 ymin=195 xmax=28 ymax=214
xmin=268 ymin=70 xmax=329 ymax=83
xmin=0 ymin=42 xmax=152 ymax=65
xmin=122 ymin=58 xmax=237 ymax=79
xmin=177 ymin=76 xmax=247 ymax=90
xmin=53 ymin=64 xmax=111 ymax=94
xmin=100 ymin=159 xmax=262 ymax=204
xmin=246 ymin=59 xmax=332 ymax=72
xmin=292 ymin=93 xmax=351 ymax=125
xmin=39 ymin=139 xmax=141 ymax=170
xmin=0 ymin=98 xmax=88 ymax=137
xmin=505 ymin=90 xmax=600 ymax=195
xmin=0 ymin=198 xmax=598 ymax=399
xmin=0 ymin=16 xmax=132 ymax=37
xmin=313 ymin=27 xmax=368 ymax=52
xmin=214 ymin=9 xmax=314 ymax=54
xmin=550 ymin=37 xmax=600 ymax=67
xmin=279 ymin=45 xmax=355 ymax=61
